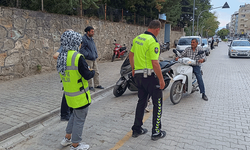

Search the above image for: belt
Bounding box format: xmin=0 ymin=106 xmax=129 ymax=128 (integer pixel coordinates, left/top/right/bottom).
xmin=134 ymin=69 xmax=154 ymax=74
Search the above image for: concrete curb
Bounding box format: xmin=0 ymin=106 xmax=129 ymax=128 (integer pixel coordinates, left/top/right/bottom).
xmin=0 ymin=84 xmax=115 ymax=142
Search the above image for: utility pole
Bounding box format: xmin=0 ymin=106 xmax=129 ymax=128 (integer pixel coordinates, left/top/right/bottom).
xmin=192 ymin=0 xmax=195 ymax=36
xmin=41 ymin=0 xmax=43 ymax=11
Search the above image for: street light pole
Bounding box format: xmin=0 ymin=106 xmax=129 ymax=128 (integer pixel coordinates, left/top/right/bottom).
xmin=201 ymin=26 xmax=205 ymax=37
xmin=192 ymin=0 xmax=195 ymax=36
xmin=197 ymin=9 xmax=208 ymax=35
xmin=196 ymin=2 xmax=230 ymax=36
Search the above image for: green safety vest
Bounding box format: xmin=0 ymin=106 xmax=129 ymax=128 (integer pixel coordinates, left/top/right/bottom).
xmin=59 ymin=50 xmax=91 ymax=108
xmin=131 ymin=33 xmax=160 ymax=70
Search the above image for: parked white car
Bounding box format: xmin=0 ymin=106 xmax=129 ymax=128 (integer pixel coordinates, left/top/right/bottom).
xmin=176 ymin=36 xmax=202 ymax=53
xmin=228 ymin=40 xmax=250 ymax=58
xmin=202 ymin=38 xmax=210 ymax=56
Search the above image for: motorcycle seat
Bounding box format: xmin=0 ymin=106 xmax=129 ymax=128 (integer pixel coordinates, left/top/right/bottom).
xmin=159 ymin=61 xmax=171 ymax=68
xmin=120 ymin=47 xmax=126 ymax=51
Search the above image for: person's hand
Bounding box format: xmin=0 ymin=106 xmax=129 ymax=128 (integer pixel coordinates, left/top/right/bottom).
xmin=159 ymin=79 xmax=165 ymax=90
xmin=198 ymin=59 xmax=204 ymax=63
xmin=132 ymin=69 xmax=135 ymax=77
xmin=175 ymin=57 xmax=179 ymax=61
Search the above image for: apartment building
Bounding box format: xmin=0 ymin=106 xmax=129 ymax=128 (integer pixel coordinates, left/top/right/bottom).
xmin=230 ymin=11 xmax=239 ymax=37
xmin=237 ymin=4 xmax=250 ymax=36
xmin=226 ymin=23 xmax=230 ymax=30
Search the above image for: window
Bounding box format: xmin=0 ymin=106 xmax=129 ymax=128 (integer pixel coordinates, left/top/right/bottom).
xmin=178 ymin=38 xmax=201 ymax=45
xmin=242 ymin=14 xmax=245 ymax=17
xmin=232 ymin=41 xmax=250 ymax=46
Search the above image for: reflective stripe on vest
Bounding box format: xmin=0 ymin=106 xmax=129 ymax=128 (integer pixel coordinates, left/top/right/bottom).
xmin=66 ymin=52 xmax=78 ymax=70
xmin=65 ymin=87 xmax=89 ymax=96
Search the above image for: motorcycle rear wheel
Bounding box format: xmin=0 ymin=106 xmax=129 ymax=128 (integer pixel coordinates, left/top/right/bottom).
xmin=111 ymin=54 xmax=116 ymax=62
xmin=170 ymin=81 xmax=183 ymax=105
xmin=113 ymin=84 xmax=127 ymax=97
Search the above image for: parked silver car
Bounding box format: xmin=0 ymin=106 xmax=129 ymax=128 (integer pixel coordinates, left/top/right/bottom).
xmin=228 ymin=40 xmax=250 ymax=58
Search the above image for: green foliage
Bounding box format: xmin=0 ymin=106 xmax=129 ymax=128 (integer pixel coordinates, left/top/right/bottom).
xmin=102 ymin=0 xmax=160 ymax=20
xmin=82 ymin=0 xmax=99 ymax=9
xmin=223 ymin=39 xmax=228 ymax=42
xmin=161 ymin=0 xmax=182 ymax=26
xmin=37 ymin=65 xmax=42 ymax=71
xmin=217 ymin=29 xmax=230 ymax=40
xmin=0 ymin=0 xmax=99 ymax=15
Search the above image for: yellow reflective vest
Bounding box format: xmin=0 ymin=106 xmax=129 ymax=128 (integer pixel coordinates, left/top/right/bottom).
xmin=130 ymin=33 xmax=160 ymax=70
xmin=59 ymin=50 xmax=91 ymax=108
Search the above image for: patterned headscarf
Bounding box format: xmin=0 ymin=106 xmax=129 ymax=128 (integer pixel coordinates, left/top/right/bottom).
xmin=57 ymin=30 xmax=82 ymax=75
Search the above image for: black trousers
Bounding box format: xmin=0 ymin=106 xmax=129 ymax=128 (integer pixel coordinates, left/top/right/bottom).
xmin=61 ymin=93 xmax=73 ymax=119
xmin=132 ymin=73 xmax=163 ymax=134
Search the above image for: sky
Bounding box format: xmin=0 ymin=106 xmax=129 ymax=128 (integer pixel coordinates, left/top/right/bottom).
xmin=210 ymin=0 xmax=249 ymax=29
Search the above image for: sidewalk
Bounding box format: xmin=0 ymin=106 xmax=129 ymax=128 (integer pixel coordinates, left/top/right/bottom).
xmin=0 ymin=50 xmax=173 ymax=143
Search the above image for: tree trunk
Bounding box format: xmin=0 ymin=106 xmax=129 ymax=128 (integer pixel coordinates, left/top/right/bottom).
xmin=79 ymin=0 xmax=82 ymax=16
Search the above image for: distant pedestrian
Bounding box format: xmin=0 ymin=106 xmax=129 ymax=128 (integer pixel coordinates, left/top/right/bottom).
xmin=129 ymin=20 xmax=166 ymax=141
xmin=80 ymin=26 xmax=104 ymax=91
xmin=211 ymin=37 xmax=214 ymax=50
xmin=216 ymin=38 xmax=219 ymax=46
xmin=57 ymin=30 xmax=95 ymax=150
xmin=53 ymin=29 xmax=74 ymax=121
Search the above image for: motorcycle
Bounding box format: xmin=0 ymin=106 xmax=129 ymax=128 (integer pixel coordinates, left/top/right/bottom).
xmin=169 ymin=49 xmax=205 ymax=105
xmin=111 ymin=39 xmax=127 ymax=62
xmin=113 ymin=56 xmax=175 ymax=97
xmin=160 ymin=42 xmax=170 ymax=53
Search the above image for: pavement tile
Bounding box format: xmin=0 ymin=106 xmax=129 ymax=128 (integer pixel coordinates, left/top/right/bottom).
xmin=2 ymin=43 xmax=250 ymax=150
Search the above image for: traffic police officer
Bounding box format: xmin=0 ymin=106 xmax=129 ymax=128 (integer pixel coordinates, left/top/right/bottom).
xmin=129 ymin=20 xmax=166 ymax=141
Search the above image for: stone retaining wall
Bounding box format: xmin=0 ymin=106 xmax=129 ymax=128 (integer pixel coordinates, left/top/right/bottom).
xmin=0 ymin=7 xmax=184 ymax=80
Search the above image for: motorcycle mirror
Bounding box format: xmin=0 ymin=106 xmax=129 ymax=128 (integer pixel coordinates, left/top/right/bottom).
xmin=202 ymin=43 xmax=205 ymax=46
xmin=114 ymin=39 xmax=116 ymax=42
xmin=124 ymin=44 xmax=125 ymax=46
xmin=197 ymin=50 xmax=205 ymax=55
xmin=173 ymin=49 xmax=177 ymax=54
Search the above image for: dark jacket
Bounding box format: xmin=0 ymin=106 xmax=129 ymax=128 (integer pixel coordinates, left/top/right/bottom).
xmin=79 ymin=34 xmax=98 ymax=61
xmin=78 ymin=55 xmax=95 ymax=80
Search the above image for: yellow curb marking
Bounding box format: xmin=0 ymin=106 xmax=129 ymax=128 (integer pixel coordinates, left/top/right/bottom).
xmin=110 ymin=92 xmax=170 ymax=150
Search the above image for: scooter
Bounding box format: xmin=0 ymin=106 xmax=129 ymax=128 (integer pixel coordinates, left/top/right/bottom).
xmin=113 ymin=56 xmax=175 ymax=97
xmin=169 ymin=49 xmax=205 ymax=105
xmin=111 ymin=39 xmax=127 ymax=62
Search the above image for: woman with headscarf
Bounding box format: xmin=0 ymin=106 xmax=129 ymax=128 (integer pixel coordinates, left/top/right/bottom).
xmin=57 ymin=30 xmax=95 ymax=150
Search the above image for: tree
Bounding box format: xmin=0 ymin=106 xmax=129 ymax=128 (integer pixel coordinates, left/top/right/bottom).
xmin=217 ymin=28 xmax=229 ymax=40
xmin=178 ymin=0 xmax=212 ymax=28
xmin=82 ymin=0 xmax=99 ymax=9
xmin=161 ymin=0 xmax=182 ymax=26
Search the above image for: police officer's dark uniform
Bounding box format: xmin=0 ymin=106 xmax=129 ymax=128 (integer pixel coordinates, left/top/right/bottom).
xmin=130 ymin=31 xmax=166 ymax=140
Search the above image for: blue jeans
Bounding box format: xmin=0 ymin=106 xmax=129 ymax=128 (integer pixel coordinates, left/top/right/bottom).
xmin=192 ymin=66 xmax=205 ymax=94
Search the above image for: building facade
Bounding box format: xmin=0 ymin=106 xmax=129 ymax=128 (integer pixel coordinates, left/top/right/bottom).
xmin=226 ymin=23 xmax=230 ymax=30
xmin=230 ymin=11 xmax=239 ymax=37
xmin=237 ymin=4 xmax=250 ymax=37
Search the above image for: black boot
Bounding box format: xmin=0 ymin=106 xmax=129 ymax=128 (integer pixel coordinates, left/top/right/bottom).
xmin=202 ymin=93 xmax=208 ymax=101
